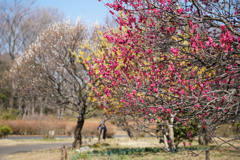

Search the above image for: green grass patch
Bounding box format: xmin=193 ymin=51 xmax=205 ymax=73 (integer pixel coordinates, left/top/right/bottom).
xmin=71 ymin=144 xmax=236 ymax=160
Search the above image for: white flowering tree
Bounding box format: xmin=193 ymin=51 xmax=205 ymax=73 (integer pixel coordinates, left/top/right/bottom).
xmin=10 ymin=20 xmax=98 ymax=148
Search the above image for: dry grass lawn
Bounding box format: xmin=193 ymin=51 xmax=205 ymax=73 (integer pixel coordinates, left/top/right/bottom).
xmin=0 ymin=138 xmax=75 ymax=147
xmin=2 ymin=137 xmax=240 ymax=160
xmin=3 ymin=148 xmax=63 ymax=160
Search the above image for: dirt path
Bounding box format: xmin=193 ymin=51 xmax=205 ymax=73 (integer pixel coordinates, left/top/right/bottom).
xmin=0 ymin=143 xmax=72 ymax=159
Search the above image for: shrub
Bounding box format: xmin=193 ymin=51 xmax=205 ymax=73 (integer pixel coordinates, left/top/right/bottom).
xmin=1 ymin=113 xmax=15 ymax=120
xmin=0 ymin=124 xmax=13 ymax=138
xmin=65 ymin=121 xmax=76 ymax=137
xmin=0 ymin=119 xmax=116 ymax=138
xmin=105 ymin=123 xmax=116 ymax=138
xmin=215 ymin=124 xmax=234 ymax=137
xmin=0 ymin=109 xmax=21 ymax=120
xmin=112 ymin=121 xmax=148 ymax=139
xmin=173 ymin=119 xmax=200 ymax=148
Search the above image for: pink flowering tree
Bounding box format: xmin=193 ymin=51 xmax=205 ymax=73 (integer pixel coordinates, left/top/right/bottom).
xmin=86 ymin=0 xmax=240 ymax=157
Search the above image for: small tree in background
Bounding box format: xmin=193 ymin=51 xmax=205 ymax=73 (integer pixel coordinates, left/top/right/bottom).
xmin=0 ymin=124 xmax=13 ymax=138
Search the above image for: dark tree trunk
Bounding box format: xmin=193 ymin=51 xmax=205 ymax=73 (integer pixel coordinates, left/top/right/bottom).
xmin=60 ymin=107 xmax=64 ymax=120
xmin=31 ymin=99 xmax=35 ymax=115
xmin=72 ymin=116 xmax=84 ymax=148
xmin=18 ymin=97 xmax=22 ymax=116
xmin=0 ymin=102 xmax=3 ymax=111
xmin=126 ymin=128 xmax=133 ymax=139
xmin=9 ymin=81 xmax=17 ymax=114
xmin=204 ymin=124 xmax=210 ymax=160
xmin=9 ymin=96 xmax=14 ymax=113
xmin=40 ymin=105 xmax=43 ymax=117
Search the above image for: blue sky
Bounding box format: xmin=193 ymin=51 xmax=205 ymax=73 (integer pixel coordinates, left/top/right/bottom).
xmin=0 ymin=0 xmax=111 ymax=24
xmin=36 ymin=0 xmax=110 ymax=24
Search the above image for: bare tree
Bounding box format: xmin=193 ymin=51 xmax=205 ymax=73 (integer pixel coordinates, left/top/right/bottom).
xmin=0 ymin=54 xmax=12 ymax=111
xmin=0 ymin=0 xmax=64 ymax=61
xmin=0 ymin=0 xmax=64 ymax=113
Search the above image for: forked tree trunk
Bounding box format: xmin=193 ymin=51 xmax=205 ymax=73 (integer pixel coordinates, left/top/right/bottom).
xmin=161 ymin=125 xmax=169 ymax=151
xmin=168 ymin=115 xmax=176 ymax=151
xmin=72 ymin=116 xmax=84 ymax=148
